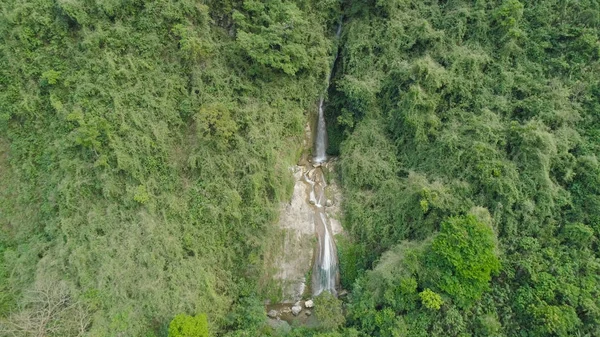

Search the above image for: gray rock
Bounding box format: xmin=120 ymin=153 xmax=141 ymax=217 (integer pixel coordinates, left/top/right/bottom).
xmin=267 ymin=310 xmax=278 ymax=318
xmin=267 ymin=318 xmax=291 ymax=333
xmin=326 ymin=199 xmax=333 ymax=207
xmin=305 ymin=310 xmax=312 ymax=316
xmin=304 ymin=299 xmax=314 ymax=308
xmin=291 ymin=305 xmax=302 ymax=316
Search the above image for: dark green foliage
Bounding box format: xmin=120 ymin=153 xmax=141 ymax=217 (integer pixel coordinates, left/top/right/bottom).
xmin=314 ymin=291 xmax=345 ymax=331
xmin=335 ymin=235 xmax=365 ymax=290
xmin=335 ymin=0 xmax=600 ymax=336
xmin=221 ymin=295 xmax=271 ymax=336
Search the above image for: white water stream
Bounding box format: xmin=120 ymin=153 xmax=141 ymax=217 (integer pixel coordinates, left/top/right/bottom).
xmin=310 ymin=20 xmax=343 ymax=297
xmin=270 ymin=20 xmax=343 ymax=306
xmin=304 ymin=168 xmax=338 ymax=296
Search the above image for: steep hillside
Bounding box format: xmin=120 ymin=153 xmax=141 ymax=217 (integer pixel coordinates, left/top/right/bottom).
xmin=0 ymin=0 xmax=340 ymax=335
xmin=331 ymin=1 xmax=600 ymax=336
xmin=2 ymin=0 xmax=600 ymax=336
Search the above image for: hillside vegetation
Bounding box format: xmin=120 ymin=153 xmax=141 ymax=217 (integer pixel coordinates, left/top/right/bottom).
xmin=1 ymin=0 xmax=600 ymax=336
xmin=0 ymin=0 xmax=339 ymax=335
xmin=330 ymin=1 xmax=600 ymax=336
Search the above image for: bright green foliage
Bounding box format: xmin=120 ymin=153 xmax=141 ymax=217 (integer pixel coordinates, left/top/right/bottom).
xmin=419 ymin=289 xmax=443 ymax=310
xmin=314 ymin=291 xmax=345 ymax=331
xmin=427 ymin=215 xmax=500 ymax=307
xmin=168 ymin=313 xmax=209 ymax=337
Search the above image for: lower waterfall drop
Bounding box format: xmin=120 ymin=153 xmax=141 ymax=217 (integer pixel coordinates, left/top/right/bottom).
xmin=313 ymin=212 xmax=338 ymax=296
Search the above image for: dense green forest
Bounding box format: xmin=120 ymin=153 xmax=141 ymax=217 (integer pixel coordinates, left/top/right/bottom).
xmin=1 ymin=0 xmax=600 ymax=336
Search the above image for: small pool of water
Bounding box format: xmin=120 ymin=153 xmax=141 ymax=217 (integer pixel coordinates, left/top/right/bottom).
xmin=265 ymin=302 xmax=320 ymax=327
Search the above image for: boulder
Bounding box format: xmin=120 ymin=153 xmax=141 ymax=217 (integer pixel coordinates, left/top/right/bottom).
xmin=267 ymin=318 xmax=291 ymax=333
xmin=326 ymin=199 xmax=333 ymax=207
xmin=267 ymin=310 xmax=278 ymax=319
xmin=291 ymin=305 xmax=302 ymax=316
xmin=304 ymin=299 xmax=314 ymax=308
xmin=305 ymin=310 xmax=312 ymax=316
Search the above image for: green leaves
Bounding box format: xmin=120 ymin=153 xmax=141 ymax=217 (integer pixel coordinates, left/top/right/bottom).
xmin=428 ymin=215 xmax=500 ymax=307
xmin=172 ymin=23 xmax=213 ymax=64
xmin=418 ymin=289 xmax=443 ymax=310
xmin=233 ymin=0 xmax=327 ymax=76
xmin=314 ymin=291 xmax=345 ymax=331
xmin=195 ymin=103 xmax=238 ymax=150
xmin=0 ymin=0 xmax=337 ymax=335
xmin=168 ymin=313 xmax=209 ymax=337
xmin=41 ymin=69 xmax=61 ymax=85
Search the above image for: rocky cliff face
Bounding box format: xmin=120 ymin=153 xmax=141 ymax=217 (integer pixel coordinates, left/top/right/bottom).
xmin=272 ymin=124 xmax=343 ymax=302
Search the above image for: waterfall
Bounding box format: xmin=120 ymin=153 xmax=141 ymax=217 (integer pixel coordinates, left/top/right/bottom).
xmin=311 ymin=19 xmax=343 ymax=296
xmin=266 ymin=19 xmax=344 ymax=319
xmin=313 ymin=99 xmax=328 ymax=164
xmin=313 ymin=19 xmax=343 ymax=165
xmin=313 ymin=212 xmax=338 ymax=296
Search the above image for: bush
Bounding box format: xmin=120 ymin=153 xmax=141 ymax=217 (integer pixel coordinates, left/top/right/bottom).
xmin=314 ymin=291 xmax=345 ymax=331
xmin=426 ymin=215 xmax=500 ymax=307
xmin=168 ymin=313 xmax=209 ymax=337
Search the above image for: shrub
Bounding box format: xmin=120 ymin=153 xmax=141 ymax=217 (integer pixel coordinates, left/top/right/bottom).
xmin=168 ymin=313 xmax=209 ymax=337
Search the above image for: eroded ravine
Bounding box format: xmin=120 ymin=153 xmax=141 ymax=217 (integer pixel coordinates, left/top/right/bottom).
xmin=266 ymin=20 xmax=343 ymax=325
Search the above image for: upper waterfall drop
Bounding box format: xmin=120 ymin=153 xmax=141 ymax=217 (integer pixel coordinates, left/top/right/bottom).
xmin=312 ymin=19 xmax=343 ymax=165
xmin=313 ymin=98 xmax=328 ymax=164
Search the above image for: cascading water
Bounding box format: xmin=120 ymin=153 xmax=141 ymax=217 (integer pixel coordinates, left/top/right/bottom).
xmin=313 ymin=18 xmax=343 ymax=165
xmin=313 ymin=99 xmax=328 ymax=164
xmin=265 ymin=19 xmax=344 ymax=322
xmin=310 ymin=19 xmax=343 ymax=297
xmin=313 ymin=212 xmax=338 ymax=296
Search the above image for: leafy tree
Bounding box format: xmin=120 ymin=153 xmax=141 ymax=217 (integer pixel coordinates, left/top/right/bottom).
xmin=314 ymin=291 xmax=345 ymax=331
xmin=425 ymin=215 xmax=500 ymax=307
xmin=418 ymin=289 xmax=443 ymax=310
xmin=232 ymin=0 xmax=328 ymax=76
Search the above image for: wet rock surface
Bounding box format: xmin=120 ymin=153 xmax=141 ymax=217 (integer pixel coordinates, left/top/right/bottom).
xmin=291 ymin=305 xmax=302 ymax=316
xmin=267 ymin=318 xmax=291 ymax=333
xmin=272 ymin=165 xmax=316 ymax=302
